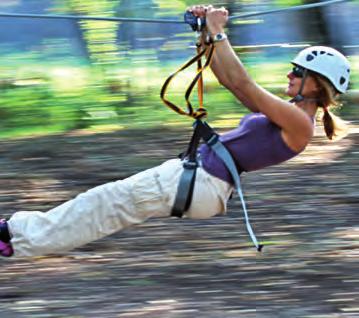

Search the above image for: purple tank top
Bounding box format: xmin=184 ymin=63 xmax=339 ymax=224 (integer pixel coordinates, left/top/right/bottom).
xmin=199 ymin=113 xmax=301 ymax=183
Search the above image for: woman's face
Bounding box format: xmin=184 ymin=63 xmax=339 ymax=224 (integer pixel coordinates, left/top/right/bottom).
xmin=286 ymin=66 xmax=320 ymax=99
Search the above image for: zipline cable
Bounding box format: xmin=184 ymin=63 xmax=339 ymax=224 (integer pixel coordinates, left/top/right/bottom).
xmin=229 ymin=0 xmax=350 ymax=21
xmin=0 ymin=0 xmax=350 ymax=25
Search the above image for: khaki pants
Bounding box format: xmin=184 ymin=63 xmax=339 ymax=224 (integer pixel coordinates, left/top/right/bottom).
xmin=8 ymin=159 xmax=233 ymax=257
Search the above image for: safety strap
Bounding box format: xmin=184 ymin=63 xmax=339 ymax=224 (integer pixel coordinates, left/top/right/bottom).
xmin=166 ymin=35 xmax=215 ymax=215
xmin=164 ymin=20 xmax=262 ymax=250
xmin=160 ymin=43 xmax=215 ymax=119
xmin=206 ymin=135 xmax=263 ymax=252
xmin=172 ymin=121 xmax=203 ymax=217
xmin=198 ymin=122 xmax=263 ymax=251
xmin=196 ymin=43 xmax=204 ymax=111
xmin=171 ymin=160 xmax=198 ymax=217
xmin=172 ymin=120 xmax=263 ymax=251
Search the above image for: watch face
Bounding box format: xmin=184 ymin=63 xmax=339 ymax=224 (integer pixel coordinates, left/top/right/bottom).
xmin=215 ymin=34 xmax=223 ymax=41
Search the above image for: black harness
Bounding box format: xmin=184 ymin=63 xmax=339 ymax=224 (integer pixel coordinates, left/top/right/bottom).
xmin=160 ymin=12 xmax=263 ymax=251
xmin=171 ymin=119 xmax=218 ymax=217
xmin=170 ymin=119 xmax=263 ymax=252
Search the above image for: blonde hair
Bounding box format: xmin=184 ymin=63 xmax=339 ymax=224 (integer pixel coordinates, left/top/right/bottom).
xmin=313 ymin=74 xmax=348 ymax=141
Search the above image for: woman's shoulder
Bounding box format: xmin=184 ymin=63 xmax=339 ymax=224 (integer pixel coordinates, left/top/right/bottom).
xmin=221 ymin=112 xmax=273 ymax=140
xmin=239 ymin=112 xmax=271 ymax=127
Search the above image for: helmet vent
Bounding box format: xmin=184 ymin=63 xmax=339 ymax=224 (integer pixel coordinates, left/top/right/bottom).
xmin=347 ymin=69 xmax=350 ymax=73
xmin=320 ymin=51 xmax=326 ymax=55
xmin=340 ymin=77 xmax=346 ymax=85
xmin=327 ymin=53 xmax=334 ymax=56
xmin=306 ymin=54 xmax=314 ymax=61
xmin=312 ymin=51 xmax=318 ymax=56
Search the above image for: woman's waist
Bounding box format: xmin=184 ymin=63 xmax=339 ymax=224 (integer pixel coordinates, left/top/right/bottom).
xmin=198 ymin=146 xmax=243 ymax=185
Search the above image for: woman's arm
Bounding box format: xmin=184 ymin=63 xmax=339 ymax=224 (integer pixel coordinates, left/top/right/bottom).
xmin=196 ymin=6 xmax=314 ymax=152
xmin=200 ymin=31 xmax=260 ymax=112
xmin=193 ymin=6 xmax=258 ymax=111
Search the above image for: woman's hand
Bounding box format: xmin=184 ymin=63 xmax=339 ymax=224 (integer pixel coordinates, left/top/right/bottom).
xmin=187 ymin=4 xmax=210 ymax=18
xmin=206 ymin=6 xmax=229 ymax=35
xmin=187 ymin=5 xmax=229 ymax=36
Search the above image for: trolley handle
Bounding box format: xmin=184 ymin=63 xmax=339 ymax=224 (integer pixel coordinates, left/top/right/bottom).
xmin=184 ymin=11 xmax=206 ymax=31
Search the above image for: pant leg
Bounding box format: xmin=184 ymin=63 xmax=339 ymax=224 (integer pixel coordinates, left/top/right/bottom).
xmin=8 ymin=164 xmax=172 ymax=257
xmin=8 ymin=158 xmax=233 ymax=257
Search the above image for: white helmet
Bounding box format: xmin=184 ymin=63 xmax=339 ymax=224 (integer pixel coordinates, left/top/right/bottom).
xmin=291 ymin=46 xmax=350 ymax=93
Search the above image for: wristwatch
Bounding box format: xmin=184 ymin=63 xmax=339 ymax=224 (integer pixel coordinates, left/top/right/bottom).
xmin=212 ymin=32 xmax=227 ymax=43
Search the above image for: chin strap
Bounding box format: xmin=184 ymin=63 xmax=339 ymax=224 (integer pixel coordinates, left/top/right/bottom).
xmin=289 ymin=69 xmax=308 ymax=103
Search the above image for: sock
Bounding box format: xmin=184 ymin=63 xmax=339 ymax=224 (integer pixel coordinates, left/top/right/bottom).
xmin=0 ymin=220 xmax=11 ymax=243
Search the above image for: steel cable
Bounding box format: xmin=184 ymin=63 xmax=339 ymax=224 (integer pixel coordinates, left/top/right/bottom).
xmin=0 ymin=0 xmax=350 ymax=25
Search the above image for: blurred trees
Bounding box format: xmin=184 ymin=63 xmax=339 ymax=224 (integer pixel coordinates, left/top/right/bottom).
xmin=63 ymin=0 xmax=122 ymax=66
xmin=300 ymin=0 xmax=332 ymax=47
xmin=0 ymin=0 xmax=357 ymax=138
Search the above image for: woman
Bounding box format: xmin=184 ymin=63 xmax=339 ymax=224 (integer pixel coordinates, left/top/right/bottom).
xmin=0 ymin=6 xmax=350 ymax=257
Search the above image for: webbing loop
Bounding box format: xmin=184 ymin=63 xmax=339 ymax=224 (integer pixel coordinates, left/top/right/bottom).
xmin=192 ymin=121 xmax=263 ymax=251
xmin=160 ymin=43 xmax=215 ymax=120
xmin=208 ymin=140 xmax=263 ymax=251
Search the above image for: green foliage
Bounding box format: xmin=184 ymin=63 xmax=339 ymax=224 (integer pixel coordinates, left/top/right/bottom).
xmin=0 ymin=50 xmax=357 ymax=139
xmin=274 ymin=0 xmax=303 ymax=7
xmin=64 ymin=0 xmax=122 ymax=66
xmin=0 ymin=0 xmax=357 ymax=139
xmin=153 ymin=0 xmax=187 ymax=15
xmin=0 ymin=81 xmax=86 ymax=138
xmin=0 ymin=60 xmax=247 ymax=139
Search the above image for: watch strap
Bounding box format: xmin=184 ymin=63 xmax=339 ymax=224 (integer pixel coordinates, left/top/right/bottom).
xmin=212 ymin=32 xmax=227 ymax=43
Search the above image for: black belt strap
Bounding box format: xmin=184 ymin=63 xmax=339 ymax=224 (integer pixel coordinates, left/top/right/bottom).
xmin=171 ymin=160 xmax=198 ymax=217
xmin=171 ymin=120 xmax=203 ymax=217
xmin=171 ymin=120 xmax=220 ymax=219
xmin=171 ymin=120 xmax=263 ymax=251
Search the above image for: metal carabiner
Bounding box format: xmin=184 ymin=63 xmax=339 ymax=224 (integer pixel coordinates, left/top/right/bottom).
xmin=184 ymin=11 xmax=206 ymax=31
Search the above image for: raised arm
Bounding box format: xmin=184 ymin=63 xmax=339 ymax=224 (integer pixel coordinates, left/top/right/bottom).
xmin=200 ymin=30 xmax=260 ymax=113
xmin=191 ymin=6 xmax=314 ymax=152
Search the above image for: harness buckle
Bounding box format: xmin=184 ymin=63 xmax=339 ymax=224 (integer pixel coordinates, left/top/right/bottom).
xmin=183 ymin=159 xmax=198 ymax=169
xmin=207 ymin=134 xmax=219 ymax=146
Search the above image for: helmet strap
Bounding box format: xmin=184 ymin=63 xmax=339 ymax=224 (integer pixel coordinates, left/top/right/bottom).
xmin=290 ymin=69 xmax=308 ymax=103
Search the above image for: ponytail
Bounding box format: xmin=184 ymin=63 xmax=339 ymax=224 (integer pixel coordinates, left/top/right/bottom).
xmin=322 ymin=107 xmax=348 ymax=140
xmin=322 ymin=107 xmax=334 ymax=139
xmin=314 ymin=74 xmax=349 ymax=141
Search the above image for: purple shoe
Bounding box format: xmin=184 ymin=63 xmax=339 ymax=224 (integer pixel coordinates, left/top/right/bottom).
xmin=0 ymin=240 xmax=13 ymax=257
xmin=0 ymin=219 xmax=13 ymax=257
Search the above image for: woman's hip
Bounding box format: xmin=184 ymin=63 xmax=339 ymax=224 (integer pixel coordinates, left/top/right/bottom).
xmin=154 ymin=159 xmax=233 ymax=219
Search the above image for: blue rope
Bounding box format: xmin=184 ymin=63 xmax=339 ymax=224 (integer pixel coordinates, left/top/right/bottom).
xmin=0 ymin=0 xmax=349 ymax=24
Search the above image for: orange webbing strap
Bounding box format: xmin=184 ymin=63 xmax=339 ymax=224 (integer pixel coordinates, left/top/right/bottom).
xmin=184 ymin=43 xmax=215 ymax=119
xmin=160 ymin=43 xmax=215 ymax=120
xmin=196 ymin=44 xmax=204 ymax=110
